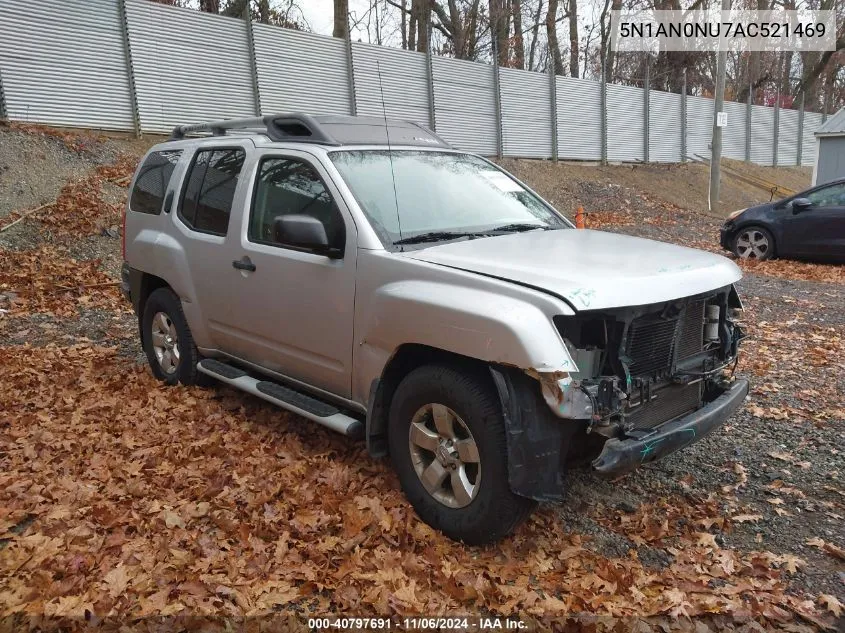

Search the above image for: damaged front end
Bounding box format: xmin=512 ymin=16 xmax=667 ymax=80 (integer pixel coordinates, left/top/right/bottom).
xmin=537 ymin=284 xmax=748 ymax=476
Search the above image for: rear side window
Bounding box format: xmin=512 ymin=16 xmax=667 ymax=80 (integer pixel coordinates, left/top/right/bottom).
xmin=129 ymin=150 xmax=182 ymax=215
xmin=179 ymin=148 xmax=246 ymax=235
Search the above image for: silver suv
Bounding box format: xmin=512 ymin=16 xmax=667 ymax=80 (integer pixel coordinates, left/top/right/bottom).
xmin=121 ymin=113 xmax=748 ymax=544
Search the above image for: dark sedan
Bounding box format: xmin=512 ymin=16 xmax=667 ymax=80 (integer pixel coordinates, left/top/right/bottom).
xmin=720 ymin=178 xmax=845 ymax=262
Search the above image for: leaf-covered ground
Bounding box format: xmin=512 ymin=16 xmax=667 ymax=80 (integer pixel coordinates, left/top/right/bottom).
xmin=0 ymin=124 xmax=842 ymax=631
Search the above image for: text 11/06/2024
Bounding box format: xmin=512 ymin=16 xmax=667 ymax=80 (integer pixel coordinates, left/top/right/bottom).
xmin=308 ymin=616 xmax=529 ymax=630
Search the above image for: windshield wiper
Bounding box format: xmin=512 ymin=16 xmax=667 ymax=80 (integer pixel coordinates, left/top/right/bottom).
xmin=393 ymin=231 xmax=480 ymax=245
xmin=481 ymin=223 xmax=551 ymax=234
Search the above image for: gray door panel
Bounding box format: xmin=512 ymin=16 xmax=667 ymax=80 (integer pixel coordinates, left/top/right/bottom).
xmin=214 ymin=149 xmax=357 ymax=398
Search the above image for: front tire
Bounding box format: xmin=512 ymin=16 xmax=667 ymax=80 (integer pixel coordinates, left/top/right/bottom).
xmin=733 ymin=225 xmax=775 ymax=260
xmin=141 ymin=287 xmax=206 ymax=386
xmin=388 ymin=364 xmax=536 ymax=544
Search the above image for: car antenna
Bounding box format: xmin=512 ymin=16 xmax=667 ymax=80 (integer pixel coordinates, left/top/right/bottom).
xmin=376 ymin=61 xmax=404 ymax=249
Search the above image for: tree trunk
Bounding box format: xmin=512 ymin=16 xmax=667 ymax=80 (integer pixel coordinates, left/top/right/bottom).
xmin=416 ymin=0 xmax=430 ymax=53
xmin=602 ymin=0 xmax=621 ymax=82
xmin=199 ymin=0 xmax=219 ymax=13
xmin=257 ymin=0 xmax=269 ymax=23
xmin=489 ymin=0 xmax=509 ymax=66
xmin=333 ymin=0 xmax=349 ymax=38
xmin=546 ymin=0 xmax=563 ymax=75
xmin=511 ymin=0 xmax=524 ymax=69
xmin=400 ymin=0 xmax=408 ymax=49
xmin=567 ymin=0 xmax=578 ymax=78
xmin=526 ymin=0 xmax=543 ymax=70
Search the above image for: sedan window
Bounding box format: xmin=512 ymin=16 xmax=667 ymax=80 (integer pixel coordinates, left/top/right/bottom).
xmin=806 ymin=183 xmax=845 ymax=207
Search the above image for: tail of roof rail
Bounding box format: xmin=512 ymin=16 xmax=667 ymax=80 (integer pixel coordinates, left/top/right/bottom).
xmin=170 ymin=112 xmax=452 ymax=149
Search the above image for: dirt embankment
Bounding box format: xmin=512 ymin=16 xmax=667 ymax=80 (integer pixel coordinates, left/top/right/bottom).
xmin=0 ymin=123 xmax=842 ymax=629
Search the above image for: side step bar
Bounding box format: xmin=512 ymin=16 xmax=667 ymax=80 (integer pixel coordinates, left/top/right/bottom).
xmin=197 ymin=359 xmax=364 ymax=438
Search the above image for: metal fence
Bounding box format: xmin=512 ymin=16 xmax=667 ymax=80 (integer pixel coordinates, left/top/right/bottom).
xmin=0 ymin=0 xmax=824 ymax=167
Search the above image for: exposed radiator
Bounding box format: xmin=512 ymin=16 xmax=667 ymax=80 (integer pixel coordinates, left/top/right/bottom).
xmin=625 ymin=382 xmax=703 ymax=430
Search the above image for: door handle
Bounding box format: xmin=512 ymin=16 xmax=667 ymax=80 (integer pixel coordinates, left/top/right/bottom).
xmin=232 ymin=257 xmax=256 ymax=272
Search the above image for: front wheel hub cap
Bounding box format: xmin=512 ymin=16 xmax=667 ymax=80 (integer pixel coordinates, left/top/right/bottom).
xmin=151 ymin=311 xmax=180 ymax=375
xmin=735 ymin=229 xmax=770 ymax=259
xmin=408 ymin=403 xmax=481 ymax=508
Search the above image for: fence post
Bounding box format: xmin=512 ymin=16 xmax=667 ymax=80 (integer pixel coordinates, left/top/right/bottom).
xmin=797 ymin=92 xmax=804 ymax=167
xmin=243 ymin=5 xmax=262 ymax=116
xmin=0 ymin=68 xmax=7 ymax=121
xmin=600 ymin=54 xmax=608 ymax=165
xmin=643 ymin=56 xmax=649 ymax=163
xmin=772 ymin=87 xmax=779 ymax=167
xmin=680 ymin=69 xmax=687 ymax=162
xmin=425 ymin=18 xmax=436 ymax=131
xmin=492 ymin=41 xmax=504 ymax=159
xmin=117 ymin=0 xmax=142 ymax=137
xmin=745 ymin=82 xmax=752 ymax=163
xmin=549 ymin=60 xmax=558 ymax=162
xmin=344 ymin=15 xmax=357 ymax=116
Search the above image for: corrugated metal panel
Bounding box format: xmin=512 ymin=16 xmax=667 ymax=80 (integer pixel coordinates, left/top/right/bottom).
xmin=686 ymin=96 xmax=713 ymax=161
xmin=722 ymin=100 xmax=747 ymax=160
xmin=126 ymin=0 xmax=255 ymax=133
xmin=0 ymin=0 xmax=134 ymax=130
xmin=352 ymin=42 xmax=428 ymax=127
xmin=777 ymin=108 xmax=799 ymax=166
xmin=649 ymin=90 xmax=682 ymax=163
xmin=750 ymin=105 xmax=775 ymax=165
xmin=607 ymin=84 xmax=644 ymax=162
xmin=499 ymin=67 xmax=552 ymax=159
xmin=802 ymin=112 xmax=824 ymax=166
xmin=254 ymin=25 xmax=351 ymax=117
xmin=556 ymin=76 xmax=601 ymax=161
xmin=432 ymin=56 xmax=497 ymax=155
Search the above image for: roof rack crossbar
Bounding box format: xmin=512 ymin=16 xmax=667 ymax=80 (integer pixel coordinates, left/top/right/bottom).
xmin=170 ymin=113 xmax=341 ymax=145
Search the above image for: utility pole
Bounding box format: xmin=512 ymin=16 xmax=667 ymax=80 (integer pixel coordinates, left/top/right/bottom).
xmin=709 ymin=0 xmax=730 ymax=214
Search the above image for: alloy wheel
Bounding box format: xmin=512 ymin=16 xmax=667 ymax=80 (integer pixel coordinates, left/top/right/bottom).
xmin=735 ymin=229 xmax=770 ymax=259
xmin=408 ymin=403 xmax=481 ymax=508
xmin=150 ymin=311 xmax=180 ymax=375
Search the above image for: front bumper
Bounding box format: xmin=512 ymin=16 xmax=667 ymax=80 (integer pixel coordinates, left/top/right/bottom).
xmin=719 ymin=224 xmax=734 ymax=250
xmin=592 ymin=378 xmax=749 ymax=477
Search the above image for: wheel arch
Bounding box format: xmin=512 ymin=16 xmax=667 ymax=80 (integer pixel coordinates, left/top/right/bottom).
xmin=365 ymin=345 xmax=582 ymax=502
xmin=365 ymin=343 xmax=490 ymax=458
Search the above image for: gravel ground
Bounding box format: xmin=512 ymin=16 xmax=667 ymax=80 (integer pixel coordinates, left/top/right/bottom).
xmin=1 ymin=125 xmax=842 ymax=613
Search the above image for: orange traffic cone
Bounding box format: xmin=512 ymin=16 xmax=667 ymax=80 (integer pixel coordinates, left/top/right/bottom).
xmin=575 ymin=206 xmax=585 ymax=229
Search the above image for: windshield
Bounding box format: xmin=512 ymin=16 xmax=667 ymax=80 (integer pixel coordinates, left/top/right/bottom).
xmin=329 ymin=150 xmax=570 ymax=246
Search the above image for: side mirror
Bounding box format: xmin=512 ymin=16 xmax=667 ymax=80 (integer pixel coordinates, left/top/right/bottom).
xmin=272 ymin=215 xmax=341 ymax=258
xmin=792 ymin=197 xmax=812 ymax=213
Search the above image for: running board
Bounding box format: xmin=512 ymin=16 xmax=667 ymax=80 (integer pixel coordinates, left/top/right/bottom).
xmin=197 ymin=359 xmax=363 ymax=438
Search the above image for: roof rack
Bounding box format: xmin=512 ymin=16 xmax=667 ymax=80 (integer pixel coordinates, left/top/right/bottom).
xmin=170 ymin=113 xmax=452 ymax=149
xmin=170 ymin=113 xmax=340 ymax=145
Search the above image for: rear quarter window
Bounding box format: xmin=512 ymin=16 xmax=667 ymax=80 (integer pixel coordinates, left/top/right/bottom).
xmin=130 ymin=150 xmax=183 ymax=215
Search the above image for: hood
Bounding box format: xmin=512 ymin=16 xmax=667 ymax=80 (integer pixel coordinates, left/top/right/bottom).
xmin=403 ymin=229 xmax=742 ymax=311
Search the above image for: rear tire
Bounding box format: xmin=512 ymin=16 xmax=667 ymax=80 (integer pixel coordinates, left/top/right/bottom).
xmin=141 ymin=287 xmax=207 ymax=386
xmin=388 ymin=364 xmax=536 ymax=544
xmin=732 ymin=225 xmax=775 ymax=260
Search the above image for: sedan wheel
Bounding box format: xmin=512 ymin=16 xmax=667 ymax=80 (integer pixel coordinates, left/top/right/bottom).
xmin=408 ymin=403 xmax=481 ymax=508
xmin=734 ymin=227 xmax=773 ymax=260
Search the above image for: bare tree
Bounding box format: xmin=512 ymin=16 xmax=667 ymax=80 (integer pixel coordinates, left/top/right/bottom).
xmin=333 ymin=0 xmax=349 ymax=37
xmin=546 ymin=0 xmax=563 ymax=74
xmin=567 ymin=0 xmax=577 ymax=77
xmin=512 ymin=0 xmax=524 ymax=69
xmin=526 ymin=0 xmax=543 ymax=70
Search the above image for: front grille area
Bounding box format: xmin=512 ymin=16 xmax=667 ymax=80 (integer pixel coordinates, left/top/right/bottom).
xmin=626 ymin=317 xmax=677 ymax=376
xmin=676 ymin=300 xmax=705 ymax=360
xmin=625 ymin=301 xmax=707 ymax=377
xmin=625 ymin=382 xmax=702 ymax=430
